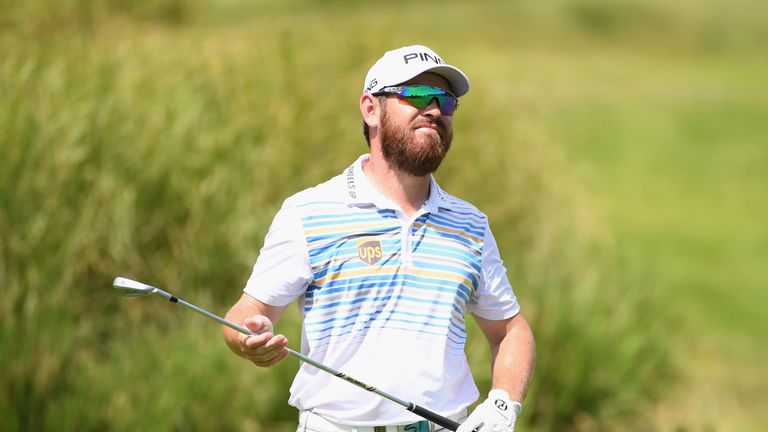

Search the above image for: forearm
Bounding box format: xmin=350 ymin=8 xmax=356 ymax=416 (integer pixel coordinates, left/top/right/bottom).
xmin=458 ymin=314 xmax=534 ymax=432
xmin=488 ymin=315 xmax=536 ymax=403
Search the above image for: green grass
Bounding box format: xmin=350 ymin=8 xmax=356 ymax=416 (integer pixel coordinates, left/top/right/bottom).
xmin=2 ymin=0 xmax=765 ymax=430
xmin=541 ymin=50 xmax=768 ymax=430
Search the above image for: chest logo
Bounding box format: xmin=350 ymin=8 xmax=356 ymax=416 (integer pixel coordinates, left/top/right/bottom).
xmin=357 ymin=239 xmax=383 ymax=266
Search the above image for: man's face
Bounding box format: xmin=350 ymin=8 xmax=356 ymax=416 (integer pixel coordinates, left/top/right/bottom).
xmin=378 ymin=72 xmax=454 ymax=177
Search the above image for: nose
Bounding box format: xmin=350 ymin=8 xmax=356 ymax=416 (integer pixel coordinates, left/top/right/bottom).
xmin=423 ymin=97 xmax=442 ymax=118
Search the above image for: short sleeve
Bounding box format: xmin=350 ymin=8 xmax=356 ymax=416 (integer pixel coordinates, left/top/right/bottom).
xmin=467 ymin=222 xmax=521 ymax=319
xmin=243 ymin=201 xmax=313 ymax=306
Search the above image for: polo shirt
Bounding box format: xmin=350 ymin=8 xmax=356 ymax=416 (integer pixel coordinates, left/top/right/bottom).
xmin=244 ymin=154 xmax=520 ymax=425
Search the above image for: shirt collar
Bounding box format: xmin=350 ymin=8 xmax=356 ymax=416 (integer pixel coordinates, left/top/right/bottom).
xmin=344 ymin=154 xmax=453 ymax=213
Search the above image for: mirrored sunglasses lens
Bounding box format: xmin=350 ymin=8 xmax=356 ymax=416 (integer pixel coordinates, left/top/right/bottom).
xmin=400 ymin=85 xmax=447 ymax=97
xmin=438 ymin=96 xmax=457 ymax=115
xmin=403 ymin=96 xmax=457 ymax=115
xmin=404 ymin=96 xmax=434 ymax=109
xmin=395 ymin=86 xmax=457 ymax=115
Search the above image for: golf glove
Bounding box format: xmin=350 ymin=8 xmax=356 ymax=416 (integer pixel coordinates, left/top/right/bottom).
xmin=457 ymin=389 xmax=521 ymax=432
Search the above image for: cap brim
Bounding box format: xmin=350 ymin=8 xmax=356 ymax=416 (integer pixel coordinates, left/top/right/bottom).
xmin=382 ymin=64 xmax=470 ymax=97
xmin=422 ymin=65 xmax=470 ymax=97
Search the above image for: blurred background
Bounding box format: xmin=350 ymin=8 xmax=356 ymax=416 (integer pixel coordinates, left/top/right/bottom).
xmin=1 ymin=0 xmax=766 ymax=430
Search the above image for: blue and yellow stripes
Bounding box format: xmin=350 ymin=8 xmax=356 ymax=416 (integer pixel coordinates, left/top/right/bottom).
xmin=295 ymin=194 xmax=487 ymax=354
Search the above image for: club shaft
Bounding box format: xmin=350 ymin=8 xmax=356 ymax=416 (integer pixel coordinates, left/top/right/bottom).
xmin=167 ymin=294 xmax=459 ymax=431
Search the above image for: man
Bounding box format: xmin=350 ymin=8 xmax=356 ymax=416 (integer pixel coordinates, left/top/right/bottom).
xmin=223 ymin=45 xmax=535 ymax=432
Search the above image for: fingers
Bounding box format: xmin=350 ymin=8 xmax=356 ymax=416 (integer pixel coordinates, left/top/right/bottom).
xmin=243 ymin=333 xmax=289 ymax=366
xmin=239 ymin=315 xmax=289 ymax=367
xmin=244 ymin=315 xmax=272 ymax=334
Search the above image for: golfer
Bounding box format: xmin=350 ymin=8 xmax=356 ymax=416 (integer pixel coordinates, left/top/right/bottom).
xmin=223 ymin=45 xmax=535 ymax=432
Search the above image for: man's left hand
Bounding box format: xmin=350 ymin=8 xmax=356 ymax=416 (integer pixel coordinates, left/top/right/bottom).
xmin=456 ymin=389 xmax=521 ymax=432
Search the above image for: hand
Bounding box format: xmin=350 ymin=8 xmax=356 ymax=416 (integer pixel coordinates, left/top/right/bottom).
xmin=457 ymin=389 xmax=521 ymax=432
xmin=239 ymin=315 xmax=290 ymax=367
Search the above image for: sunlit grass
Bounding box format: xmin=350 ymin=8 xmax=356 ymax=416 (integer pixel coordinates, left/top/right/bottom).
xmin=537 ymin=47 xmax=768 ymax=431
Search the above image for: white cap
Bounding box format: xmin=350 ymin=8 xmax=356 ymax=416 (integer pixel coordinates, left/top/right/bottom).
xmin=362 ymin=45 xmax=470 ymax=97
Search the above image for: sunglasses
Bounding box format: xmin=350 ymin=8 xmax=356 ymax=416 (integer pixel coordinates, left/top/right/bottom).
xmin=373 ymin=85 xmax=459 ymax=116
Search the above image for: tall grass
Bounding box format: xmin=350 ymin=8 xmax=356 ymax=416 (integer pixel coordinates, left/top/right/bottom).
xmin=0 ymin=0 xmax=202 ymax=35
xmin=9 ymin=0 xmax=755 ymax=429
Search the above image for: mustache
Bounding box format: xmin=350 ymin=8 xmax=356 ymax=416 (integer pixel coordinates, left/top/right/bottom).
xmin=411 ymin=117 xmax=448 ymax=133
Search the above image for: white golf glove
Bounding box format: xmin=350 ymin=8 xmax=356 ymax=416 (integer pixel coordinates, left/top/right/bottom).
xmin=457 ymin=389 xmax=522 ymax=432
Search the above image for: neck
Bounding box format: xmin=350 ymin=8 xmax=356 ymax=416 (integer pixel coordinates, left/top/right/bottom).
xmin=363 ymin=149 xmax=431 ymax=217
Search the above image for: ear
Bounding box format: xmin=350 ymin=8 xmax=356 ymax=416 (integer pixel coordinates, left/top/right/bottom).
xmin=360 ymin=93 xmax=381 ymax=130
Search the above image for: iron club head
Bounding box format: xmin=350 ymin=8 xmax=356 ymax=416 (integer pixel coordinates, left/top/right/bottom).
xmin=113 ymin=277 xmax=164 ymax=297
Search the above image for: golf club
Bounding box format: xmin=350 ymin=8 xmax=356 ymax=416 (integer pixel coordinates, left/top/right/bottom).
xmin=113 ymin=276 xmax=461 ymax=431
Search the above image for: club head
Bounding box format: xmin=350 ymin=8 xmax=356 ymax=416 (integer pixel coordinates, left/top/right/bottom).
xmin=113 ymin=277 xmax=160 ymax=297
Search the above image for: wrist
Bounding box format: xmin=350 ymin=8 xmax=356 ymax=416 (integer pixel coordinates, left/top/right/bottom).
xmin=488 ymin=389 xmax=523 ymax=416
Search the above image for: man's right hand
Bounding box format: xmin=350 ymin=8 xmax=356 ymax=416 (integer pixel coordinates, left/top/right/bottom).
xmin=222 ymin=293 xmax=290 ymax=366
xmin=238 ymin=315 xmax=290 ymax=367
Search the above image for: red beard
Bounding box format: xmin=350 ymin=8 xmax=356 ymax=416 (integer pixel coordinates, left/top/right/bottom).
xmin=379 ymin=108 xmax=453 ymax=177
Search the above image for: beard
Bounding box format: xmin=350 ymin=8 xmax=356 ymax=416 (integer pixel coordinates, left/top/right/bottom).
xmin=379 ymin=108 xmax=453 ymax=177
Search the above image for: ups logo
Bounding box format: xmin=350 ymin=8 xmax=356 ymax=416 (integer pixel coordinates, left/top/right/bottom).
xmin=357 ymin=238 xmax=383 ymax=266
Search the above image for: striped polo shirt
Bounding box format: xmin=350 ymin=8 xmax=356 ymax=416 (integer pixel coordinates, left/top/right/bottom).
xmin=244 ymin=154 xmax=519 ymax=425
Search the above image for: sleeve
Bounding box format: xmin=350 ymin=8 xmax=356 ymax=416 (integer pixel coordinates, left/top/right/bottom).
xmin=243 ymin=201 xmax=313 ymax=306
xmin=466 ymin=221 xmax=521 ymax=320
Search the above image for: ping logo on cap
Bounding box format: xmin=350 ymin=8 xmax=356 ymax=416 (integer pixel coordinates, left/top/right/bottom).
xmin=364 ymin=78 xmax=378 ymax=93
xmin=357 ymin=238 xmax=383 ymax=265
xmin=402 ymin=51 xmax=445 ymax=65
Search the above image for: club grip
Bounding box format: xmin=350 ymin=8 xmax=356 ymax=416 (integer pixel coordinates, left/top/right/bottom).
xmin=409 ymin=404 xmax=461 ymax=431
